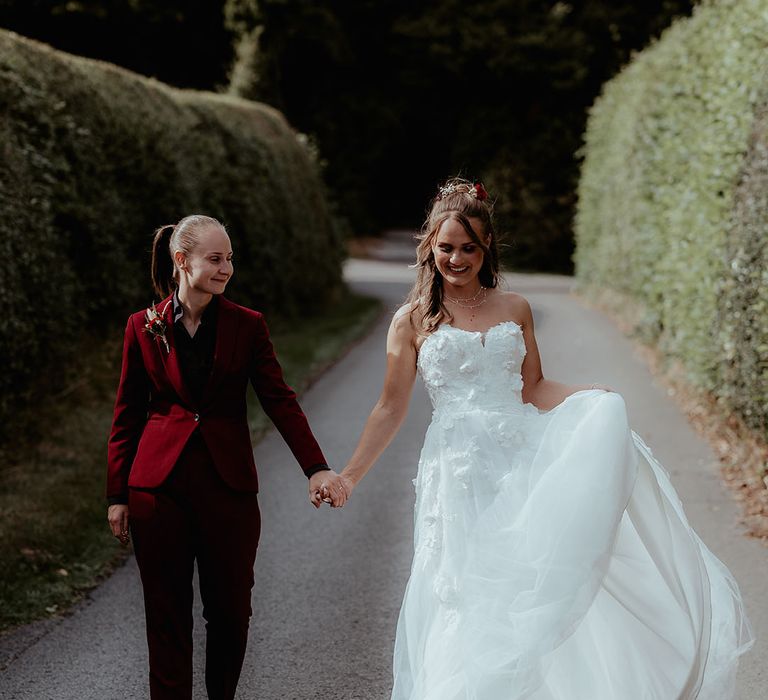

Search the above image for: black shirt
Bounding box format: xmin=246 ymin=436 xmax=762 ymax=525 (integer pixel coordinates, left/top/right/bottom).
xmin=107 ymin=291 xmax=328 ymax=507
xmin=172 ymin=288 xmax=218 ymax=405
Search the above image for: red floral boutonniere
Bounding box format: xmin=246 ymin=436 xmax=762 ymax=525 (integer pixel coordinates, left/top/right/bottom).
xmin=143 ymin=300 xmax=171 ymax=353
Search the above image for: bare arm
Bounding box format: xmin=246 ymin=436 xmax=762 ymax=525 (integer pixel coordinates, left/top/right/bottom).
xmin=518 ymin=297 xmax=601 ymax=411
xmin=339 ymin=308 xmax=418 ymax=491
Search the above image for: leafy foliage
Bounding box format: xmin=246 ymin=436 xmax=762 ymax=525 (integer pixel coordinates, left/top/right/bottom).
xmin=0 ymin=0 xmax=235 ymax=89
xmin=227 ymin=0 xmax=696 ymax=270
xmin=0 ymin=29 xmax=344 ymax=446
xmin=574 ymin=0 xmax=768 ymax=437
xmin=717 ymin=103 xmax=768 ymax=435
xmin=1 ymin=1 xmax=697 ymax=270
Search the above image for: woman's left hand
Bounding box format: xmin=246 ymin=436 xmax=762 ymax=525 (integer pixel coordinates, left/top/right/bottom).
xmin=590 ymin=382 xmax=614 ymax=392
xmin=108 ymin=504 xmax=130 ymax=544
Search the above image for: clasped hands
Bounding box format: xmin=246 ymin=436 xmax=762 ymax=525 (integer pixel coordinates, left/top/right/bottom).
xmin=308 ymin=470 xmax=354 ymax=509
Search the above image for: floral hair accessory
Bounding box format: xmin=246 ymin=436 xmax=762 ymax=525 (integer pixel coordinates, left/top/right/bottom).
xmin=437 ymin=181 xmax=489 ymax=202
xmin=473 ymin=182 xmax=489 ymax=201
xmin=143 ymin=300 xmax=171 ymax=353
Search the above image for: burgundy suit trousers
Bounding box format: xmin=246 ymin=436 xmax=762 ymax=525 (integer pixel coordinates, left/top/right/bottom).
xmin=129 ymin=429 xmax=261 ymax=700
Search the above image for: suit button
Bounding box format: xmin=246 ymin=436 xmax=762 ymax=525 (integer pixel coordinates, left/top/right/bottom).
xmin=193 ymin=413 xmax=200 ymax=422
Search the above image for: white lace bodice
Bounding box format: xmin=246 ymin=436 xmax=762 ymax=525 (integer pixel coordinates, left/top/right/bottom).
xmin=417 ymin=320 xmax=535 ymax=418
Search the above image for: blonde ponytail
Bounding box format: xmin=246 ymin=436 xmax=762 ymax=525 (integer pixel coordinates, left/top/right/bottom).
xmin=150 ymin=224 xmax=176 ymax=298
xmin=149 ymin=214 xmax=226 ymax=299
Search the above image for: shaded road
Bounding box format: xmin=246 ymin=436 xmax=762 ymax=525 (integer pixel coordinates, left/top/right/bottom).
xmin=1 ymin=255 xmax=764 ymax=699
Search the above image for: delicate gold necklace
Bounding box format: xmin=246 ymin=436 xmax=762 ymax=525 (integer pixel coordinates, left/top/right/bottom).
xmin=444 ymin=286 xmax=487 ymax=308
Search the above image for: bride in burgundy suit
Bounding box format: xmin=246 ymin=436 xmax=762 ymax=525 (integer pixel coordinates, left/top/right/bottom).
xmin=105 ymin=214 xmax=348 ymax=700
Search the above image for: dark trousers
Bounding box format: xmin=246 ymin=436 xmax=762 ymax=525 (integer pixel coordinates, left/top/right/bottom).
xmin=129 ymin=430 xmax=261 ymax=700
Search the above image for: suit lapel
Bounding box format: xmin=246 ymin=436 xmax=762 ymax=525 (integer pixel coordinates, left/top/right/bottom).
xmin=201 ymin=295 xmax=238 ymax=403
xmin=153 ymin=292 xmax=196 ymax=407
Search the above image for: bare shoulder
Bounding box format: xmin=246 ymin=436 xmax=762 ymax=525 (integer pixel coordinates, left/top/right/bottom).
xmin=390 ymin=302 xmax=419 ymax=344
xmin=393 ymin=301 xmax=417 ymax=321
xmin=493 ymin=289 xmax=533 ymax=327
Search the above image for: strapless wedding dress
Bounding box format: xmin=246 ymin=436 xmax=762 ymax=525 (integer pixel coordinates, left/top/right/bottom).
xmin=391 ymin=320 xmax=755 ymax=700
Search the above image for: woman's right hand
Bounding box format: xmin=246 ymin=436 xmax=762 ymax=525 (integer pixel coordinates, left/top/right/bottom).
xmin=320 ymin=473 xmax=356 ymax=508
xmin=108 ymin=504 xmax=130 ymax=544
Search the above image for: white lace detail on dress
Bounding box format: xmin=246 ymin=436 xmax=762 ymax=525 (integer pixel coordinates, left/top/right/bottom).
xmin=391 ymin=317 xmax=755 ymax=700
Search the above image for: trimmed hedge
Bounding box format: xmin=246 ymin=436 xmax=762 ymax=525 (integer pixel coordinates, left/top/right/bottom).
xmin=718 ymin=104 xmax=768 ymax=434
xmin=574 ymin=0 xmax=768 ymax=438
xmin=0 ymin=29 xmax=344 ymax=446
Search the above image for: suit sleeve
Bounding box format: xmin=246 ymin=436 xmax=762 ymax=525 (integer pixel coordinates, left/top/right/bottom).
xmin=249 ymin=313 xmax=328 ymax=474
xmin=106 ymin=315 xmax=151 ymax=503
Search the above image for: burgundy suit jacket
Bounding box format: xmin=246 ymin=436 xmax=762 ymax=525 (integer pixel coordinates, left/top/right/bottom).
xmin=106 ymin=292 xmax=327 ymax=500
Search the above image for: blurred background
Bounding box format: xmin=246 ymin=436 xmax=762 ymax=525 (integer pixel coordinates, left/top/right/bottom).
xmin=2 ymin=0 xmax=696 ymax=271
xmin=2 ymin=0 xmax=766 ymax=639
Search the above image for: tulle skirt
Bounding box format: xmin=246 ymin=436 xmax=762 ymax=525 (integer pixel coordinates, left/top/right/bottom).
xmin=392 ymin=390 xmax=755 ymax=700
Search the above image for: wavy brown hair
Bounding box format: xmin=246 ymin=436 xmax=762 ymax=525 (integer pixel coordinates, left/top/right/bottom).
xmin=405 ymin=177 xmax=500 ymax=336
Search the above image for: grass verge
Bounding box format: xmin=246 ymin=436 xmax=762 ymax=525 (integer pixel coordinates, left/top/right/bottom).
xmin=0 ymin=289 xmax=381 ymax=635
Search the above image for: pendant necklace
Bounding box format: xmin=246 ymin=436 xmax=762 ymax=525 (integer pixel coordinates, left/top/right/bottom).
xmin=444 ymin=286 xmax=488 ymax=323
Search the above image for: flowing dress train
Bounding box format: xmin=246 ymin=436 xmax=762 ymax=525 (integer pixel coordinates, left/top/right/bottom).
xmin=391 ymin=320 xmax=755 ymax=700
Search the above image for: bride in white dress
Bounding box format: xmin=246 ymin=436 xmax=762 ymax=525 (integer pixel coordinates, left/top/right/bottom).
xmin=327 ymin=178 xmax=755 ymax=699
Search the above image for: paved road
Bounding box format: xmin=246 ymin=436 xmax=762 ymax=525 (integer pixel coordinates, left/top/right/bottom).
xmin=1 ymin=255 xmax=764 ymax=699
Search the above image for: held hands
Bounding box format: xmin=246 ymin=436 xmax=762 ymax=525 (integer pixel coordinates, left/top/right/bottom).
xmin=308 ymin=469 xmax=354 ymax=509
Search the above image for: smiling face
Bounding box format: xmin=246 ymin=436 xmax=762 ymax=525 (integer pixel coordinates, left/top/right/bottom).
xmin=432 ymin=215 xmax=488 ymax=288
xmin=175 ymin=225 xmax=234 ymax=295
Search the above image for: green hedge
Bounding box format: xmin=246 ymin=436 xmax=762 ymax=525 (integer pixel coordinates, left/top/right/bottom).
xmin=574 ymin=0 xmax=768 ymax=438
xmin=0 ymin=29 xmax=344 ymax=445
xmin=717 ymin=104 xmax=768 ymax=434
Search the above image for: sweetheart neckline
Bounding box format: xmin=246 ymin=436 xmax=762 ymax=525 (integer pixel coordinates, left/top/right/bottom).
xmin=418 ymin=319 xmax=523 ymax=355
xmin=442 ymin=319 xmax=522 ymax=337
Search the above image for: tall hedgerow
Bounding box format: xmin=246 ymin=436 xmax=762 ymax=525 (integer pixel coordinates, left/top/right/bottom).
xmin=717 ymin=105 xmax=768 ymax=434
xmin=574 ymin=0 xmax=768 ymax=437
xmin=0 ymin=29 xmax=344 ymax=445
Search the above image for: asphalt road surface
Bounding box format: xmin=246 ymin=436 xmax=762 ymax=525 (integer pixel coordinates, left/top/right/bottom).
xmin=1 ymin=255 xmax=764 ymax=699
